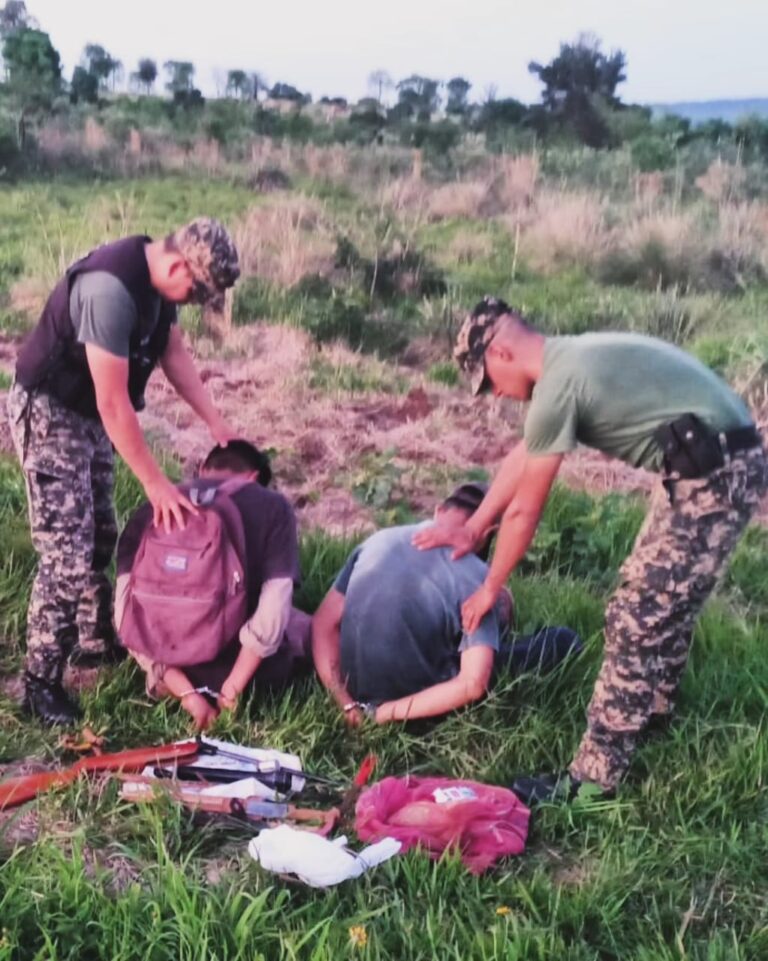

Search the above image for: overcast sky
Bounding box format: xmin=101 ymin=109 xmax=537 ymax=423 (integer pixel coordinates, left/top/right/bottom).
xmin=23 ymin=0 xmax=768 ymax=105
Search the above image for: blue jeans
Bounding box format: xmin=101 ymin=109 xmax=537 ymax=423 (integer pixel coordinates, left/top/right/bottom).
xmin=495 ymin=627 xmax=583 ymax=678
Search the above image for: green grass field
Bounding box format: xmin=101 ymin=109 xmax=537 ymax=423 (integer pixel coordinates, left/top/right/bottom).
xmin=1 ymin=162 xmax=768 ymax=959
xmin=1 ymin=450 xmax=767 ymax=960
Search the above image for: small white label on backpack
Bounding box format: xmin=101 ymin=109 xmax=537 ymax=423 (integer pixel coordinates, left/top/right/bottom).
xmin=164 ymin=554 xmax=188 ymax=573
xmin=432 ymin=787 xmax=478 ymax=804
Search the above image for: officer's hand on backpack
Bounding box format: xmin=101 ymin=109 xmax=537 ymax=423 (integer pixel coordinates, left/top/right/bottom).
xmin=181 ymin=691 xmax=219 ymax=731
xmin=145 ymin=474 xmax=198 ymax=533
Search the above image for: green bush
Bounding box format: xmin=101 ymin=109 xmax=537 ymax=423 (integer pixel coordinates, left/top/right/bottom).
xmin=599 ymin=240 xmax=766 ymax=295
xmin=629 ymin=134 xmax=677 ymax=172
xmin=426 ymin=361 xmax=460 ymax=386
xmin=521 ymin=484 xmax=645 ymax=588
xmin=232 ymin=276 xmax=280 ymax=324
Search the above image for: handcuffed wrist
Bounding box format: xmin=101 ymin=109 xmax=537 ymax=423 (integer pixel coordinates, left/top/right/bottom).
xmin=343 ymin=701 xmax=376 ymax=718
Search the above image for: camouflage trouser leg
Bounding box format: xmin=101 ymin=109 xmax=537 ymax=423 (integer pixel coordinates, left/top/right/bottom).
xmin=76 ymin=439 xmax=118 ymax=653
xmin=570 ymin=446 xmax=768 ymax=791
xmin=7 ymin=383 xmax=116 ymax=683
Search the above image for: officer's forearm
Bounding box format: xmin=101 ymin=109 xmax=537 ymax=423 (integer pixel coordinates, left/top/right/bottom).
xmin=484 ymin=504 xmax=540 ymax=592
xmin=466 ymin=441 xmax=527 ymax=538
xmin=160 ymin=340 xmax=222 ymax=430
xmin=97 ymin=398 xmax=164 ymax=489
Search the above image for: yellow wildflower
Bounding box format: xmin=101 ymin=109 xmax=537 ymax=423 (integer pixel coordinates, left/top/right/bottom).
xmin=348 ymin=925 xmax=368 ymax=948
xmin=495 ymin=905 xmax=512 ymax=917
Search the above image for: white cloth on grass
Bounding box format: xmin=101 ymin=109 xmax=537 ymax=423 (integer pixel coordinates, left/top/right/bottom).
xmin=248 ymin=825 xmax=401 ymax=887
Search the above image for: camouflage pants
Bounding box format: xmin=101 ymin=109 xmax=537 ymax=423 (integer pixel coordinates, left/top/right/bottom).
xmin=570 ymin=445 xmax=767 ymax=790
xmin=7 ymin=383 xmax=118 ymax=682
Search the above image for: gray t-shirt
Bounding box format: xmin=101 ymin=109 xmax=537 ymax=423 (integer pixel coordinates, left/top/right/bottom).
xmin=70 ymin=271 xmax=162 ymax=358
xmin=334 ymin=522 xmax=502 ymax=704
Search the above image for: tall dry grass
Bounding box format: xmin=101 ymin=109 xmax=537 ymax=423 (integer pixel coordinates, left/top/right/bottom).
xmin=233 ymin=198 xmax=337 ymax=287
xmin=518 ymin=190 xmax=608 ymax=270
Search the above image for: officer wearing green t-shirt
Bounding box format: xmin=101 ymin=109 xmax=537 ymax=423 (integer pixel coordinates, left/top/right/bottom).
xmin=414 ymin=297 xmax=766 ymax=804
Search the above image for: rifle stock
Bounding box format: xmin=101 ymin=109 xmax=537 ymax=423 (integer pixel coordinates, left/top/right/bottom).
xmin=0 ymin=740 xmax=199 ymax=810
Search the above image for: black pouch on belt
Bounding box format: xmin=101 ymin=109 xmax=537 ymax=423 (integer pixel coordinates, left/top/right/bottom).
xmin=654 ymin=413 xmax=723 ymax=479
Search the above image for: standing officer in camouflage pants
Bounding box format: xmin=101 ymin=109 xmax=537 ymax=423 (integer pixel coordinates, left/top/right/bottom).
xmin=8 ymin=218 xmax=241 ymax=725
xmin=414 ymin=297 xmax=766 ymax=803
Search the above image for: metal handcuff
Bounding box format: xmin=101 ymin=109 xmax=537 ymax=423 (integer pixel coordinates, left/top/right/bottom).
xmin=343 ymin=701 xmax=377 ymax=719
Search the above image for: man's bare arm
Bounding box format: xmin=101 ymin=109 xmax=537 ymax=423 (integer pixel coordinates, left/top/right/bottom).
xmin=375 ymin=645 xmax=495 ymax=722
xmin=311 ymin=588 xmax=361 ymax=725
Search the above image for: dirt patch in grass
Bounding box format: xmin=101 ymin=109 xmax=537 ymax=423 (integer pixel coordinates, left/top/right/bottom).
xmin=2 ymin=322 xmax=766 ymax=528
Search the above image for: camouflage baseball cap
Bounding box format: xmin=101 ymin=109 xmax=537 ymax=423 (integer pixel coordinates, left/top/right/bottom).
xmin=453 ymin=296 xmax=512 ymax=395
xmin=172 ymin=217 xmax=240 ymax=311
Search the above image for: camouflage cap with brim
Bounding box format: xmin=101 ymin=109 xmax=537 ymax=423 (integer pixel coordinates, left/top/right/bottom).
xmin=173 ymin=217 xmax=240 ymax=311
xmin=453 ymin=299 xmax=506 ymax=395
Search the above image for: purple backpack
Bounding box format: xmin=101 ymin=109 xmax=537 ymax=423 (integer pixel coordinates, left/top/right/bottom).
xmin=120 ymin=478 xmax=249 ymax=666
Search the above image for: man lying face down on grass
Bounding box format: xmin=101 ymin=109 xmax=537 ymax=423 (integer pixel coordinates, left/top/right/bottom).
xmin=115 ymin=440 xmax=311 ymax=730
xmin=312 ymin=482 xmax=581 ymax=726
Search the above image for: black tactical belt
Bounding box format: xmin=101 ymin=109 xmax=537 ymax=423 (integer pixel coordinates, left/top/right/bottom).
xmin=657 ymin=414 xmax=762 ymax=480
xmin=721 ymin=425 xmax=761 ymax=458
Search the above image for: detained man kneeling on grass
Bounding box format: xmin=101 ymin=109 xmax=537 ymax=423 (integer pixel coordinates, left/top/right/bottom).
xmin=312 ymin=482 xmax=582 ymax=727
xmin=115 ymin=441 xmax=311 ymax=730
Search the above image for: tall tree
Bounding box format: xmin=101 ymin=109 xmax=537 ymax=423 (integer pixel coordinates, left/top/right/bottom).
xmin=250 ymin=71 xmax=268 ymax=101
xmin=0 ymin=0 xmax=32 ymax=36
xmin=82 ymin=43 xmax=120 ymax=92
xmin=528 ymin=33 xmax=626 ymax=147
xmin=3 ymin=26 xmax=60 ymax=102
xmin=226 ymin=69 xmax=251 ymax=100
xmin=368 ymin=69 xmax=393 ymax=106
xmin=445 ymin=76 xmax=471 ymax=116
xmin=70 ymin=64 xmax=98 ymax=103
xmin=269 ymin=82 xmax=305 ymax=103
xmin=396 ymin=75 xmax=440 ymax=122
xmin=134 ymin=57 xmax=157 ymax=94
xmin=163 ymin=59 xmax=195 ymax=95
xmin=3 ymin=26 xmax=61 ymax=144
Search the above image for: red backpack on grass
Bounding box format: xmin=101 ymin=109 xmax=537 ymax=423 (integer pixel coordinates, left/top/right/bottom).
xmin=119 ymin=478 xmax=249 ymax=666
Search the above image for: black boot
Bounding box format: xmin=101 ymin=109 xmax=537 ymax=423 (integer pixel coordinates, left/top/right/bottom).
xmin=510 ymin=771 xmax=608 ymax=807
xmin=23 ymin=674 xmax=82 ymax=726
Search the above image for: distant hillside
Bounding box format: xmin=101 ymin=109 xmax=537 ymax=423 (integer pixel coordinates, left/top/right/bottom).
xmin=650 ymin=99 xmax=768 ymax=125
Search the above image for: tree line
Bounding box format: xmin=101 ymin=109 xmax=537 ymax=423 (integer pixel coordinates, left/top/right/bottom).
xmin=2 ymin=0 xmax=768 ymax=167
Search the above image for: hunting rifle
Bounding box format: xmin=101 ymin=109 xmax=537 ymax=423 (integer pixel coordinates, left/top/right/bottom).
xmin=119 ymin=777 xmax=340 ymax=835
xmin=0 ymin=740 xmax=199 ymax=810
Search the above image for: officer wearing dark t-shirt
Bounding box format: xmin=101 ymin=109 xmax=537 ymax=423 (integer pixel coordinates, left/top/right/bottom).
xmin=8 ymin=218 xmax=240 ymax=725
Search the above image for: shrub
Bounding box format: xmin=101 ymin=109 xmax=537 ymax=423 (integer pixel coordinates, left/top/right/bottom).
xmin=630 ymin=134 xmax=677 ymax=172
xmin=426 ymin=361 xmax=460 ymax=386
xmin=630 ymin=286 xmax=700 ymax=344
xmin=232 ymin=275 xmax=278 ymax=324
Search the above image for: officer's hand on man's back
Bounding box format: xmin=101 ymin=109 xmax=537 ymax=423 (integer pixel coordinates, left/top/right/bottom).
xmin=412 ymin=520 xmax=477 ymax=559
xmin=145 ymin=474 xmax=198 ymax=533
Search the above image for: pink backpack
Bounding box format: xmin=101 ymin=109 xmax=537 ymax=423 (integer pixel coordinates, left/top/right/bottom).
xmin=355 ymin=776 xmax=530 ymax=874
xmin=119 ymin=478 xmax=249 ymax=666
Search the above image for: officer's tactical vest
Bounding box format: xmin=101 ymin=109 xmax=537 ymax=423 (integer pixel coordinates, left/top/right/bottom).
xmin=15 ymin=235 xmax=176 ymax=420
